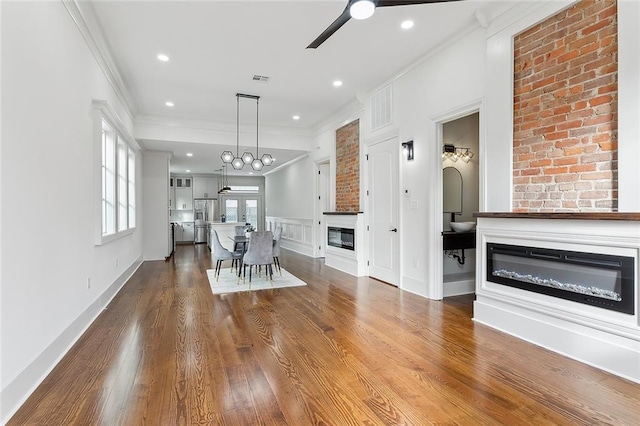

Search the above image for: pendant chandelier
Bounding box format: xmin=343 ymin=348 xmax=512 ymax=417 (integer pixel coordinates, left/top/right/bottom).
xmin=217 ymin=165 xmax=231 ymax=194
xmin=220 ymin=93 xmax=273 ymax=171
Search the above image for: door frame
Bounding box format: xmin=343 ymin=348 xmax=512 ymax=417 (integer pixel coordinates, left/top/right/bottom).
xmin=430 ymin=99 xmax=485 ymax=300
xmin=219 ymin=194 xmax=264 ymax=229
xmin=314 ymin=160 xmax=331 ymax=258
xmin=364 ymin=130 xmax=401 ymax=287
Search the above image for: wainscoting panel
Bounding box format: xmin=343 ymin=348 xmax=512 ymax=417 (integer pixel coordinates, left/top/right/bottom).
xmin=266 ymin=217 xmax=314 ymax=257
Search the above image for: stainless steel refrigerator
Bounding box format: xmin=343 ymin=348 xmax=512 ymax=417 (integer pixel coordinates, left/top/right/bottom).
xmin=194 ymin=199 xmax=218 ymax=244
xmin=194 ymin=199 xmax=219 ymax=222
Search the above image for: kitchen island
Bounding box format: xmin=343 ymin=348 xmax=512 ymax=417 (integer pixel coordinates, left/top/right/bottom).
xmin=208 ymin=222 xmax=242 ymax=251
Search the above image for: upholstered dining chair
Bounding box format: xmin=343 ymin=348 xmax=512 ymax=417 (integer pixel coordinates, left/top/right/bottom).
xmin=212 ymin=230 xmax=242 ymax=281
xmin=272 ymin=227 xmax=282 ymax=275
xmin=241 ymin=231 xmax=274 ymax=284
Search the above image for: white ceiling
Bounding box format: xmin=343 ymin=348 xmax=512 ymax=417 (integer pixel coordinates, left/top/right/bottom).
xmin=88 ymin=0 xmax=512 ymax=174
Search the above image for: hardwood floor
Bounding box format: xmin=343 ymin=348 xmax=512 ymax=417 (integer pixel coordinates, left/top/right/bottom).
xmin=9 ymin=244 xmax=640 ymax=425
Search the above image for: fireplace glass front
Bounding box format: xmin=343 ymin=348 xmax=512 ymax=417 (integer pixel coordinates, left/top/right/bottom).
xmin=487 ymin=243 xmax=634 ymax=314
xmin=328 ymin=227 xmax=355 ymax=250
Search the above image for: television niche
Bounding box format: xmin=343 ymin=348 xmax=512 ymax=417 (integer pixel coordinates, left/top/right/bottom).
xmin=328 ymin=227 xmax=355 ymax=251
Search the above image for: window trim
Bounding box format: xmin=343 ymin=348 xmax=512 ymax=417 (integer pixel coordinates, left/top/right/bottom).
xmin=93 ymin=100 xmax=138 ymax=245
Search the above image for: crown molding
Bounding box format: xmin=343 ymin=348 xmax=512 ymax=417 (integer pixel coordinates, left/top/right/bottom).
xmin=134 ymin=114 xmax=313 ymax=138
xmin=311 ymin=98 xmax=365 ymax=136
xmin=62 ymin=0 xmax=138 ymax=119
xmin=262 ymin=153 xmax=310 ymax=177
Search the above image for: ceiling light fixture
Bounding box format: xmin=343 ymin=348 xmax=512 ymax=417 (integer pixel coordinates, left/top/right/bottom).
xmin=226 ymin=93 xmax=274 ymax=172
xmin=442 ymin=144 xmax=474 ymax=163
xmin=217 ymin=165 xmax=231 ymax=194
xmin=186 ymin=152 xmax=193 ymax=157
xmin=186 ymin=169 xmax=191 ymax=173
xmin=165 ymin=101 xmax=174 ymax=107
xmin=350 ymin=0 xmax=376 ymax=20
xmin=157 ymin=53 xmax=169 ymax=62
xmin=401 ymin=20 xmax=414 ymax=29
xmin=292 ymin=115 xmax=300 ymax=120
xmin=333 ymin=80 xmax=343 ymax=87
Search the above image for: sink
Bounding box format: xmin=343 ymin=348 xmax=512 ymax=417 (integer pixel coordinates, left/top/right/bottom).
xmin=450 ymin=221 xmax=476 ymax=232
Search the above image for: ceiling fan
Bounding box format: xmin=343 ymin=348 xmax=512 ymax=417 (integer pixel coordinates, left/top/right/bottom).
xmin=307 ymin=0 xmax=463 ymax=49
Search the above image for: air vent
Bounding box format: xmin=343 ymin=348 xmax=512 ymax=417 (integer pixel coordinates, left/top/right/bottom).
xmin=252 ymin=75 xmax=270 ymax=82
xmin=371 ymin=84 xmax=393 ymax=130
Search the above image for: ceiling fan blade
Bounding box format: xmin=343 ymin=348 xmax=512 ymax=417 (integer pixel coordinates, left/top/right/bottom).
xmin=377 ymin=0 xmax=463 ymax=7
xmin=306 ymin=6 xmax=352 ymax=49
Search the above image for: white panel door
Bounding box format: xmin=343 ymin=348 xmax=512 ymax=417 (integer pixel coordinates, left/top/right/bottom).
xmin=368 ymin=137 xmax=400 ymax=285
xmin=317 ymin=162 xmax=330 ymax=257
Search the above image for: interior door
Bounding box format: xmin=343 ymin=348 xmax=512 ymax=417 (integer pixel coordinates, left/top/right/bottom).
xmin=222 ymin=195 xmax=263 ymax=229
xmin=317 ymin=162 xmax=330 ymax=257
xmin=368 ymin=137 xmax=400 ymax=286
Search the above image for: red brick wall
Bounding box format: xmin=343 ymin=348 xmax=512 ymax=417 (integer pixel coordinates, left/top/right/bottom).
xmin=336 ymin=120 xmax=360 ymax=212
xmin=513 ymin=0 xmax=618 ymax=212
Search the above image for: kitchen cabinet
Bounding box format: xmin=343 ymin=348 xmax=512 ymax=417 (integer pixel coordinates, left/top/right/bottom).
xmin=169 ymin=187 xmax=175 ymax=210
xmin=181 ymin=222 xmax=195 ymax=242
xmin=193 ymin=177 xmax=219 ymax=198
xmin=174 ymin=223 xmax=184 ymax=242
xmin=175 ymin=187 xmax=193 ymax=210
xmin=174 ymin=177 xmax=192 ymax=188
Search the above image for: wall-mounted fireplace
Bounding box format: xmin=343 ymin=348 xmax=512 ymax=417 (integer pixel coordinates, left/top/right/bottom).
xmin=487 ymin=243 xmax=635 ymax=314
xmin=328 ymin=227 xmax=355 ymax=251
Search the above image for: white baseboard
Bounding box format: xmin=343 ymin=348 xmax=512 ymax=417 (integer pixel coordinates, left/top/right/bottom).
xmin=443 ymin=278 xmax=475 ymax=297
xmin=473 ymin=298 xmax=640 ymax=384
xmin=1 ymin=258 xmax=143 ymax=424
xmin=281 ymin=239 xmax=314 ymax=258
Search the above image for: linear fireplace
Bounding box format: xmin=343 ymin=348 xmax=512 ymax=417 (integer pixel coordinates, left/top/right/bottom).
xmin=487 ymin=243 xmax=635 ymax=314
xmin=328 ymin=227 xmax=355 ymax=250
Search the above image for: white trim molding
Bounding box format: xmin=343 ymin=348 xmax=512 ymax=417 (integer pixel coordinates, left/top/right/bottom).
xmin=266 ymin=217 xmax=314 ymax=258
xmin=474 ymin=217 xmax=640 ymax=383
xmin=62 ymin=1 xmax=137 ymax=118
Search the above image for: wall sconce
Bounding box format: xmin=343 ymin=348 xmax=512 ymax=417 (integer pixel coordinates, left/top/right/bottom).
xmin=442 ymin=144 xmax=474 ymax=163
xmin=402 ymin=140 xmax=414 ymax=161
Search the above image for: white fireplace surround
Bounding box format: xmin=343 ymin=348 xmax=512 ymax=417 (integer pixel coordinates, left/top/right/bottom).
xmin=474 ymin=215 xmax=640 ymax=383
xmin=323 ymin=213 xmax=366 ymax=277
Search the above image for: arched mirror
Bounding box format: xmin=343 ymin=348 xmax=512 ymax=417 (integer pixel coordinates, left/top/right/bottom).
xmin=443 ymin=166 xmax=462 ymax=213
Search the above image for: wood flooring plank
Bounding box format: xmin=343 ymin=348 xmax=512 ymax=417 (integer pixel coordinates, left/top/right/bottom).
xmin=7 ymin=245 xmax=640 ymax=426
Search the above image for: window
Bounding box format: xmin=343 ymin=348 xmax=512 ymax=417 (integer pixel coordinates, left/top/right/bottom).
xmin=225 ymin=199 xmax=239 ymax=223
xmin=94 ymin=100 xmax=137 ymax=244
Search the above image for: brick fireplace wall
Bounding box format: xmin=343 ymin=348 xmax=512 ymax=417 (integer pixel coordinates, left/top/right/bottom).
xmin=513 ymin=0 xmax=618 ymax=212
xmin=335 ymin=119 xmax=360 ymax=212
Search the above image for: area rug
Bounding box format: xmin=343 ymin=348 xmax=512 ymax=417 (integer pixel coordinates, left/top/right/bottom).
xmin=207 ymin=267 xmax=307 ymax=295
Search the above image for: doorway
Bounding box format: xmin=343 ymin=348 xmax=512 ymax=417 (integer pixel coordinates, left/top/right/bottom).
xmin=441 ymin=112 xmax=479 ymax=297
xmin=367 ymin=136 xmax=400 ymax=286
xmin=221 ymin=195 xmax=263 ymax=229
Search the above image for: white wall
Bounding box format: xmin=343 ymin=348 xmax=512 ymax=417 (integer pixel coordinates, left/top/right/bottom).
xmin=265 ymin=156 xmax=314 ymax=218
xmin=383 ymin=29 xmax=488 ymax=299
xmin=143 ymin=151 xmax=171 ymax=260
xmin=1 ymin=2 xmax=142 ymax=421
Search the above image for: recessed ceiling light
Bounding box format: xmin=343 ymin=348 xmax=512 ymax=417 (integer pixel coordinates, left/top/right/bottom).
xmin=157 ymin=54 xmax=170 ymax=62
xmin=292 ymin=115 xmax=300 ymax=120
xmin=165 ymin=101 xmax=174 ymax=107
xmin=186 ymin=169 xmax=191 ymax=173
xmin=333 ymin=80 xmax=343 ymax=87
xmin=248 ymin=172 xmax=254 ymax=175
xmin=186 ymin=152 xmax=193 ymax=157
xmin=401 ymin=20 xmax=414 ymax=30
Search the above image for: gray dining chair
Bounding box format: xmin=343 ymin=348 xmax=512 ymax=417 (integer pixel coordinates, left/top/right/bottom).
xmin=212 ymin=230 xmax=242 ymax=281
xmin=272 ymin=227 xmax=282 ymax=275
xmin=241 ymin=231 xmax=274 ymax=284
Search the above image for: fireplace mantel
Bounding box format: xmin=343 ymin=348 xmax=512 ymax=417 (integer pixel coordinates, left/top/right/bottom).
xmin=474 ymin=215 xmax=640 ymax=383
xmin=323 ymin=213 xmax=366 ymax=277
xmin=475 ymin=212 xmax=640 ymax=221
